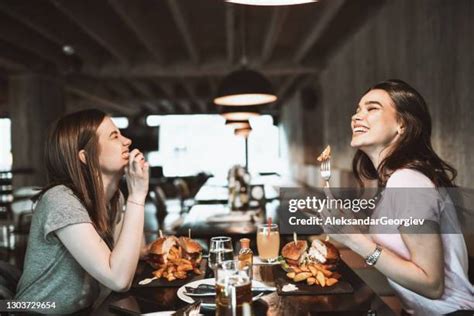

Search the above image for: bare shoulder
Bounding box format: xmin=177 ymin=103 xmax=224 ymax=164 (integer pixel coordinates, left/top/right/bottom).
xmin=386 ymin=169 xmax=435 ymax=188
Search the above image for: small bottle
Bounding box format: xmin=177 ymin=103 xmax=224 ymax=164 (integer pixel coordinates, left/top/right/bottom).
xmin=238 ymin=238 xmax=253 ymax=274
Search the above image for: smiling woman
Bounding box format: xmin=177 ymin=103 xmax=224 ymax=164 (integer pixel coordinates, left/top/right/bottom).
xmin=14 ymin=109 xmax=150 ymax=314
xmin=329 ymin=80 xmax=474 ymax=315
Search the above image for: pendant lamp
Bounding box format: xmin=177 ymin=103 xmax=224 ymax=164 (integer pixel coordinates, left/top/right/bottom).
xmin=235 ymin=127 xmax=252 ymax=138
xmin=225 ymin=119 xmax=251 ymax=130
xmin=220 ymin=105 xmax=260 ymax=120
xmin=214 ymin=68 xmax=277 ymax=106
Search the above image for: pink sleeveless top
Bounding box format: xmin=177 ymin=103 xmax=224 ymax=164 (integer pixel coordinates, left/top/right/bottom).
xmin=370 ymin=169 xmax=474 ymax=315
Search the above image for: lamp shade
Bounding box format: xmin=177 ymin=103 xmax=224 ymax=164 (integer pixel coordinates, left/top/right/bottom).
xmin=225 ymin=119 xmax=251 ymax=130
xmin=235 ymin=127 xmax=252 ymax=138
xmin=226 ymin=0 xmax=316 ymax=5
xmin=214 ymin=69 xmax=277 ymax=106
xmin=220 ymin=105 xmax=260 ymax=120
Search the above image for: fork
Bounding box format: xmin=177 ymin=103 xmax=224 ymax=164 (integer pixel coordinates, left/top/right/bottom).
xmin=320 ymin=158 xmax=331 ymax=187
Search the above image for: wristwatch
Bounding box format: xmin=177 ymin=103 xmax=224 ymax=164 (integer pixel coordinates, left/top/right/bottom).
xmin=365 ymin=245 xmax=383 ymax=266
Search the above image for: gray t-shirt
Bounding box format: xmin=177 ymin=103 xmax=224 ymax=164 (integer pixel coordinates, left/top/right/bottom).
xmin=15 ymin=185 xmax=101 ymax=314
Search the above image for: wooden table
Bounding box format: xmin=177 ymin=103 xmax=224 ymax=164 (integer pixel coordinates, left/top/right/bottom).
xmin=93 ymin=260 xmax=395 ymax=316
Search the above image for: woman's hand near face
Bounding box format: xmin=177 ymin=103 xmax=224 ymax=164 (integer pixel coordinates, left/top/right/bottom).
xmin=125 ymin=149 xmax=149 ymax=203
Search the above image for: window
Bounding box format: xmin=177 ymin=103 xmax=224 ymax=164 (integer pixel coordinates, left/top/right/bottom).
xmin=0 ymin=118 xmax=12 ymax=171
xmin=146 ymin=115 xmax=282 ymax=177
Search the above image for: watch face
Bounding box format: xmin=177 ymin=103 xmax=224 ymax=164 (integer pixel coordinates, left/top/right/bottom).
xmin=251 ymin=186 xmax=264 ymax=200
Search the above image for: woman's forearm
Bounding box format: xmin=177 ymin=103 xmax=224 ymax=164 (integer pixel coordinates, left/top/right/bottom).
xmin=348 ymin=235 xmax=444 ymax=299
xmin=109 ymin=199 xmax=145 ymax=290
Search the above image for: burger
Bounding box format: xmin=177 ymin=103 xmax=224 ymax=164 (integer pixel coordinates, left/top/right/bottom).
xmin=147 ymin=236 xmax=179 ymax=268
xmin=281 ymin=239 xmax=339 ymax=268
xmin=178 ymin=237 xmax=203 ymax=265
xmin=307 ymin=239 xmax=339 ymax=264
xmin=281 ymin=240 xmax=308 ymax=267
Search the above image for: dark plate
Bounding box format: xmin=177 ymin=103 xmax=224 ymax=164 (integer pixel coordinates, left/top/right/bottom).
xmin=132 ymin=259 xmax=207 ymax=288
xmin=272 ymin=263 xmax=354 ymax=296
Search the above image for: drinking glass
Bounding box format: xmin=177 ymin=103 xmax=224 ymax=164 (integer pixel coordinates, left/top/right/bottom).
xmin=209 ymin=236 xmax=234 ymax=270
xmin=215 ymin=260 xmax=252 ymax=316
xmin=256 ymin=223 xmax=280 ymax=263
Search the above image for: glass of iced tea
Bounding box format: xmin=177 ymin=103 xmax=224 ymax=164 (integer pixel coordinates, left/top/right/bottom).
xmin=257 ymin=223 xmax=280 ymax=263
xmin=215 ymin=260 xmax=252 ymax=316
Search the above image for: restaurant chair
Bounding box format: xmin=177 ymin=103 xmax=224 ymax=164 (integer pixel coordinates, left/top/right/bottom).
xmin=149 ymin=186 xmax=168 ymax=230
xmin=173 ymin=178 xmax=194 ymax=214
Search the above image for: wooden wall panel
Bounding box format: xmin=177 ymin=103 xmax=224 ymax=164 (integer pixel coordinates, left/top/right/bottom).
xmin=281 ymin=0 xmax=474 ymax=188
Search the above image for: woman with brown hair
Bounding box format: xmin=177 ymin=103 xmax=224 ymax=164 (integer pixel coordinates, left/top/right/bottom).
xmin=15 ymin=109 xmax=149 ymax=314
xmin=328 ymin=80 xmax=473 ymax=315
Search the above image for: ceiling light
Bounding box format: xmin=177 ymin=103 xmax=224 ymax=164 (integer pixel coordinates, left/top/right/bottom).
xmin=234 ymin=127 xmax=252 ymax=138
xmin=214 ymin=69 xmax=277 ymax=106
xmin=220 ymin=105 xmax=261 ymax=121
xmin=226 ymin=0 xmax=316 ymax=6
xmin=225 ymin=119 xmax=251 ymax=130
xmin=62 ymin=45 xmax=75 ymax=56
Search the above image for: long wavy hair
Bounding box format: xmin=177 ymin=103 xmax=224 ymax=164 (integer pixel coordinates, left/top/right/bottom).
xmin=36 ymin=109 xmax=121 ymax=248
xmin=352 ymin=79 xmax=457 ymax=188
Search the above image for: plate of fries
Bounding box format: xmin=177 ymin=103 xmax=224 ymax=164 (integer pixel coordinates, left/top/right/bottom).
xmin=272 ymin=261 xmax=353 ymax=295
xmin=134 ymin=258 xmax=207 ymax=288
xmin=273 ymin=238 xmax=353 ymax=295
xmin=134 ymin=235 xmax=207 ymax=287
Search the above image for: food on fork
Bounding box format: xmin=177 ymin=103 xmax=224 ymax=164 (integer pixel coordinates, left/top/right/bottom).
xmin=281 ymin=239 xmax=340 ymax=287
xmin=317 ymin=145 xmax=331 ymax=162
xmin=146 ymin=235 xmax=203 ymax=282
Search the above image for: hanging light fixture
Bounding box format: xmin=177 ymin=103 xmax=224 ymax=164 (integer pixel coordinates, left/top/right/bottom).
xmin=214 ymin=68 xmax=277 ymax=106
xmin=225 ymin=119 xmax=251 ymax=130
xmin=220 ymin=105 xmax=260 ymax=120
xmin=215 ymin=5 xmax=277 ymax=108
xmin=226 ymin=0 xmax=316 ymax=6
xmin=235 ymin=126 xmax=252 ymax=138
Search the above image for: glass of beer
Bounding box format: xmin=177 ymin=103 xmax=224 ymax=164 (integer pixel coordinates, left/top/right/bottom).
xmin=209 ymin=236 xmax=234 ymax=271
xmin=216 ymin=260 xmax=252 ymax=316
xmin=257 ymin=223 xmax=280 ymax=263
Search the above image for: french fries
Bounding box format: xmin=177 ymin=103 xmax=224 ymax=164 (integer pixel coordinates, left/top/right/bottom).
xmin=285 ymin=262 xmax=340 ymax=287
xmin=150 ymin=246 xmax=202 ymax=282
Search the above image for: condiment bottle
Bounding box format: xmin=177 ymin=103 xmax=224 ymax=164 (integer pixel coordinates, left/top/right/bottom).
xmin=238 ymin=238 xmax=253 ymax=274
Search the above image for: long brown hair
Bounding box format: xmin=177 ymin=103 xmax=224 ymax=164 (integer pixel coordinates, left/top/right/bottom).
xmin=352 ymin=79 xmax=457 ymax=187
xmin=36 ymin=109 xmax=120 ymax=248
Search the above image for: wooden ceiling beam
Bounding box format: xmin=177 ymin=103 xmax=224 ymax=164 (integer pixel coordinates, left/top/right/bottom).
xmin=0 ymin=2 xmax=102 ymax=66
xmin=66 ymin=86 xmax=137 ymax=116
xmin=108 ymin=0 xmax=164 ymax=64
xmin=182 ymin=80 xmax=207 ymax=114
xmin=293 ymin=0 xmax=346 ymax=63
xmin=83 ymin=62 xmax=316 ymax=78
xmin=0 ymin=39 xmax=53 ymax=70
xmin=261 ymin=7 xmax=289 ymax=65
xmin=66 ymin=76 xmax=138 ymax=116
xmin=277 ymin=74 xmax=300 ymax=100
xmin=127 ymin=79 xmax=156 ymax=99
xmin=160 ymin=82 xmax=191 ymax=114
xmin=226 ymin=4 xmax=236 ymax=65
xmin=0 ymin=11 xmax=71 ymax=68
xmin=166 ymin=0 xmax=199 ymax=64
xmin=50 ymin=0 xmax=133 ymax=65
xmin=0 ymin=56 xmax=25 ymax=72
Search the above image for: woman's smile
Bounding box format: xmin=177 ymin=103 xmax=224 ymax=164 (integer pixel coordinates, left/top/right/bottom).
xmin=352 ymin=124 xmax=370 ymax=135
